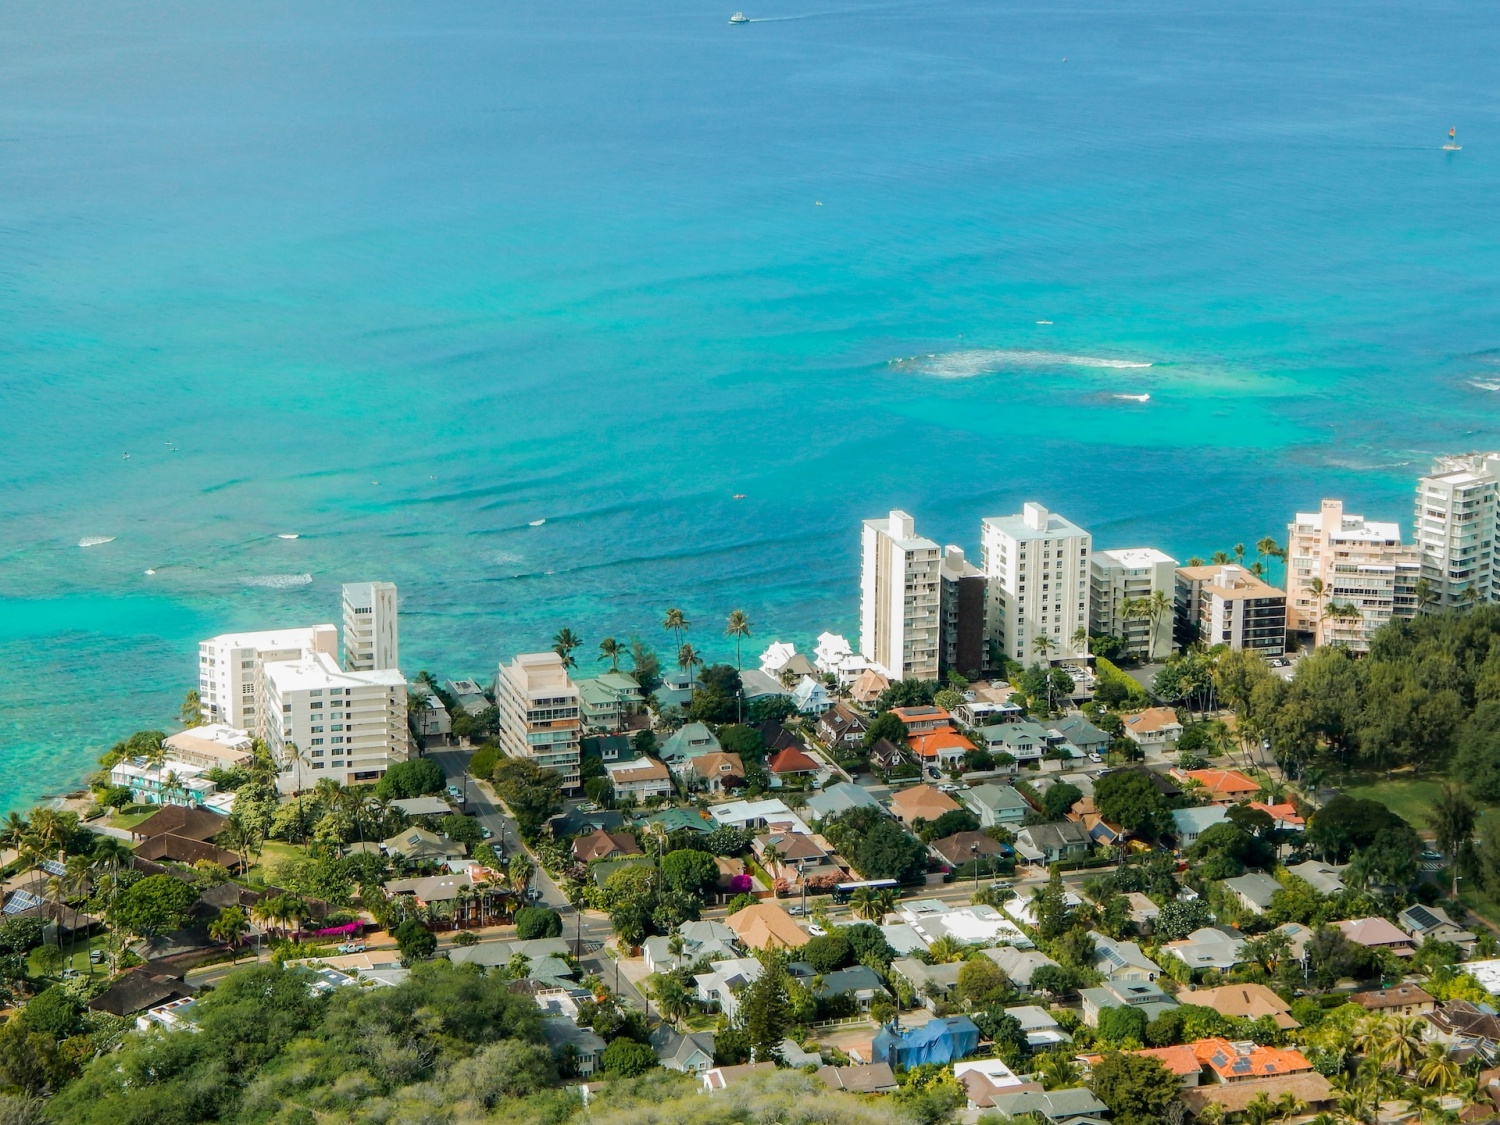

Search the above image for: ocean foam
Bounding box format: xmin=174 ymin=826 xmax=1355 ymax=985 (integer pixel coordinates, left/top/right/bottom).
xmin=491 ymin=551 xmax=523 ymax=565
xmin=1469 ymin=380 xmax=1500 ymax=392
xmin=244 ymin=573 xmax=313 ymax=589
xmin=891 ymin=348 xmax=1152 ymax=379
xmin=78 ymin=536 xmax=116 ymax=547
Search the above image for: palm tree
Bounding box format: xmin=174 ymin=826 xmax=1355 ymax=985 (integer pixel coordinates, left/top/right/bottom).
xmin=1071 ymin=625 xmax=1088 ymax=658
xmin=1233 ymin=543 xmax=1247 ymax=564
xmin=1379 ymin=1015 xmax=1427 ymax=1074
xmin=677 ymin=643 xmax=703 ymax=698
xmin=144 ymin=740 xmax=168 ymax=804
xmin=209 ymin=906 xmax=250 ymax=962
xmin=662 ymin=608 xmax=689 ymax=652
xmin=598 ymin=636 xmax=623 ymax=672
xmin=552 ymin=628 xmax=582 ymax=669
xmin=1242 ymin=1092 xmax=1278 ymax=1125
xmin=1429 ymin=785 xmax=1477 ymax=896
xmin=849 ymin=886 xmax=895 ymax=921
xmin=1415 ymin=1041 xmax=1460 ymax=1094
xmin=726 ymin=610 xmax=752 ymax=722
xmin=0 ymin=811 xmax=29 ymax=856
xmin=507 ymin=853 xmax=535 ymax=897
xmin=1210 ymin=550 xmax=1233 ymax=565
xmin=1031 ymin=633 xmax=1057 ymax=663
xmin=1414 ymin=577 xmax=1437 ymax=614
xmin=926 ymin=935 xmax=965 ymax=963
xmin=179 ymin=689 xmax=203 ymax=728
xmin=1032 ymin=1049 xmax=1082 ymax=1091
xmin=1144 ymin=589 xmax=1172 ymax=659
xmin=653 ymin=975 xmax=691 ymax=1028
xmin=162 ymin=770 xmax=183 ymax=807
xmin=217 ymin=814 xmax=256 ymax=871
xmin=283 ymin=742 xmax=309 ymax=845
xmin=1463 ymin=584 xmax=1482 ymax=608
xmin=1256 ymin=536 xmax=1283 ymax=581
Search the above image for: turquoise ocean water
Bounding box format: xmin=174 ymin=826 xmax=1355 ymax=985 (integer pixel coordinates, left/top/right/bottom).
xmin=2 ymin=0 xmax=1498 ymax=813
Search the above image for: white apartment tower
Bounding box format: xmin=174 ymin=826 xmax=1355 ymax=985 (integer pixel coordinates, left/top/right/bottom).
xmin=342 ymin=581 xmax=399 ymax=671
xmin=261 ymin=653 xmax=410 ymax=792
xmin=1287 ymin=499 xmax=1418 ymax=651
xmin=197 ymin=626 xmax=339 ymax=729
xmin=859 ymin=510 xmax=941 ymax=680
xmin=495 ymin=652 xmax=583 ymax=792
xmin=981 ymin=502 xmax=1092 ymax=664
xmin=1414 ymin=454 xmax=1500 ymax=609
xmin=1089 ymin=548 xmax=1179 ymax=661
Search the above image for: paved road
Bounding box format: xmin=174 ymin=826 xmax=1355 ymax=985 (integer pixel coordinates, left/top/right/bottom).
xmin=425 ymin=746 xmax=650 ymax=1015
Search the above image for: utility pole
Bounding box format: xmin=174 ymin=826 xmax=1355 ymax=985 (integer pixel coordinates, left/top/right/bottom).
xmin=971 ymin=843 xmax=980 ymax=893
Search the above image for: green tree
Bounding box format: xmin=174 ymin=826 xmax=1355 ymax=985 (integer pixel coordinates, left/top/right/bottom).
xmin=208 ymin=906 xmax=249 ymax=961
xmin=442 ymin=813 xmax=485 ymax=852
xmin=802 ymin=933 xmax=853 ymax=974
xmin=725 ymin=610 xmax=752 ymax=723
xmin=514 ymin=906 xmax=563 ymax=940
xmin=1096 ymin=1005 xmax=1148 ymax=1047
xmin=601 ymin=1037 xmax=658 ymax=1076
xmin=863 ymin=711 xmax=909 ymax=749
xmin=1429 ymin=785 xmax=1477 ymax=897
xmin=394 ymin=918 xmax=438 ymax=964
xmin=111 ymin=873 xmax=198 ymax=941
xmin=598 ymin=636 xmax=623 ymax=671
xmin=659 ymin=849 xmax=718 ymax=897
xmin=552 ymin=628 xmax=582 ymax=669
xmin=739 ymin=950 xmax=792 ymax=1062
xmin=1040 ymin=782 xmax=1084 ymax=821
xmin=1088 ymin=1051 xmax=1180 ymax=1125
xmin=19 ymin=987 xmax=83 ymax=1039
xmin=376 ymin=758 xmax=445 ymax=799
xmin=492 ymin=758 xmax=563 ymax=838
xmin=1032 ymin=867 xmax=1073 ymax=941
xmin=1093 ymin=770 xmax=1170 ymax=837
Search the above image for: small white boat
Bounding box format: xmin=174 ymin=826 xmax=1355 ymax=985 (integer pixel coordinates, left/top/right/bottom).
xmin=729 ymin=11 xmax=749 ymax=22
xmin=1443 ymin=127 xmax=1462 ymax=152
xmin=277 ymin=533 xmax=300 ymax=540
xmin=529 ymin=518 xmax=547 ymax=527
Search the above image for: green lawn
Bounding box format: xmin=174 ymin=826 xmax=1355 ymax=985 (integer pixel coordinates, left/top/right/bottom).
xmin=1337 ymin=775 xmax=1448 ymax=831
xmin=243 ymin=841 xmax=307 ymax=886
xmin=104 ymin=809 xmax=158 ymax=832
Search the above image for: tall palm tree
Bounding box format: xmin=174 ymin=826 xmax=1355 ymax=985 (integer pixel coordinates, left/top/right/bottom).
xmin=0 ymin=811 xmax=29 ymax=856
xmin=1307 ymin=576 xmax=1329 ymax=640
xmin=144 ymin=740 xmax=168 ymax=804
xmin=217 ymin=815 xmax=255 ymax=871
xmin=1414 ymin=577 xmax=1437 ymax=614
xmin=1414 ymin=1041 xmax=1460 ymax=1094
xmin=209 ymin=906 xmax=249 ymax=963
xmin=677 ymin=643 xmax=703 ymax=699
xmin=1256 ymin=536 xmax=1282 ymax=582
xmin=1210 ymin=550 xmax=1233 ymax=565
xmin=1032 ymin=1049 xmax=1082 ymax=1091
xmin=598 ymin=636 xmax=623 ymax=672
xmin=1379 ymin=1015 xmax=1427 ymax=1074
xmin=552 ymin=628 xmax=582 ymax=669
xmin=1233 ymin=543 xmax=1247 ymax=565
xmin=162 ymin=770 xmax=183 ymax=807
xmin=725 ymin=610 xmax=752 ymax=722
xmin=653 ymin=974 xmax=691 ymax=1028
xmin=1071 ymin=625 xmax=1088 ymax=658
xmin=662 ymin=608 xmax=689 ymax=651
xmin=1145 ymin=590 xmax=1172 ymax=659
xmin=283 ymin=742 xmax=309 ymax=845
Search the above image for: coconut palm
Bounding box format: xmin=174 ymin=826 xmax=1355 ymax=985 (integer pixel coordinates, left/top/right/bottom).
xmin=1032 ymin=1049 xmax=1082 ymax=1091
xmin=1071 ymin=625 xmax=1089 ymax=657
xmin=1414 ymin=1041 xmax=1460 ymax=1094
xmin=1210 ymin=550 xmax=1233 ymax=565
xmin=1242 ymin=1092 xmax=1278 ymax=1125
xmin=662 ymin=608 xmax=689 ymax=651
xmin=209 ymin=906 xmax=250 ymax=962
xmin=0 ymin=811 xmax=29 ymax=856
xmin=1256 ymin=536 xmax=1283 ymax=578
xmin=217 ymin=814 xmax=256 ymax=871
xmin=848 ymin=886 xmax=894 ymax=921
xmin=283 ymin=742 xmax=310 ymax=844
xmin=653 ymin=974 xmax=691 ymax=1028
xmin=677 ymin=643 xmax=703 ymax=699
xmin=926 ymin=935 xmax=965 ymax=963
xmin=507 ymin=853 xmax=535 ymax=897
xmin=725 ymin=609 xmax=752 ymax=722
xmin=1414 ymin=577 xmax=1437 ymax=614
xmin=1379 ymin=1015 xmax=1427 ymax=1074
xmin=598 ymin=636 xmax=623 ymax=672
xmin=143 ymin=740 xmax=168 ymax=803
xmin=552 ymin=628 xmax=582 ymax=669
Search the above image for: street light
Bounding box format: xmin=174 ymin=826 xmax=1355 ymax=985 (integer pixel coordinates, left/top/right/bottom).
xmin=798 ymin=860 xmax=807 ymax=918
xmin=970 ymin=843 xmax=980 ymax=893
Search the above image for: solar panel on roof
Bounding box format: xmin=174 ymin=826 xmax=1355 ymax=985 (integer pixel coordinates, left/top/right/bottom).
xmin=3 ymin=890 xmax=43 ymax=915
xmin=1231 ymin=1059 xmax=1253 ymax=1073
xmin=1406 ymin=905 xmax=1440 ymax=928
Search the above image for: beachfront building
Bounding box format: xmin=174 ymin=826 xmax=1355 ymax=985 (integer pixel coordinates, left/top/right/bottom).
xmin=341 ymin=581 xmax=399 ymax=672
xmin=939 ymin=546 xmax=987 ymax=679
xmin=860 ymin=510 xmax=941 ymax=680
xmin=981 ymin=503 xmax=1092 ymax=665
xmin=1174 ymin=565 xmax=1287 ymax=657
xmin=495 ymin=652 xmax=583 ymax=792
xmin=1286 ymin=500 xmax=1418 ymax=650
xmin=260 ymin=651 xmax=410 ymax=791
xmin=1413 ymin=453 xmax=1500 ymax=609
xmin=197 ymin=625 xmax=339 ymax=729
xmin=1088 ymin=547 xmax=1178 ymax=661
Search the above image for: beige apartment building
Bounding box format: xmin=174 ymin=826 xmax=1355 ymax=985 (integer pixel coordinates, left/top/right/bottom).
xmin=1414 ymin=454 xmax=1500 ymax=609
xmin=1089 ymin=547 xmax=1178 ymax=661
xmin=982 ymin=502 xmax=1092 ymax=665
xmin=495 ymin=652 xmax=583 ymax=792
xmin=1287 ymin=499 xmax=1417 ymax=650
xmin=859 ymin=510 xmax=941 ymax=680
xmin=1175 ymin=565 xmax=1287 ymax=657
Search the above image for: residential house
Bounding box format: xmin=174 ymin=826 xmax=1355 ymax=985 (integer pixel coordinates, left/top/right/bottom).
xmin=390 ymin=796 xmax=455 ymax=818
xmin=541 ymin=1017 xmax=606 ymax=1077
xmin=816 ymin=1063 xmax=899 ymax=1094
xmin=1185 ymin=984 xmax=1300 ymax=1030
xmin=652 ymin=669 xmax=701 ymax=711
xmin=891 ymin=959 xmax=964 ymax=1011
xmin=866 ymin=737 xmax=908 ymax=773
xmin=1124 ymin=892 xmax=1161 ymax=934
xmin=871 ymin=1016 xmax=980 ymax=1069
xmin=572 ymin=828 xmax=642 ymax=864
xmin=682 ymin=751 xmax=745 ymax=795
xmin=602 ymin=756 xmax=672 ymax=802
xmin=850 ymin=668 xmax=890 ymax=707
xmin=1013 ymin=821 xmax=1091 ymax=864
xmin=1247 ymin=800 xmax=1304 ymax=830
xmin=701 ymin=1061 xmax=778 ymax=1092
xmin=573 ymin=672 xmax=644 ymax=733
xmin=1122 ymin=708 xmax=1184 ymax=754
xmin=930 ymin=831 xmax=1006 ymax=869
xmin=1337 ymin=916 xmax=1417 ymax=956
xmin=897 ymin=899 xmax=1031 ymax=948
xmin=710 ymin=798 xmax=811 ymax=835
xmin=1427 ymin=1000 xmax=1500 ymax=1060
xmin=1351 ymin=985 xmax=1437 ymax=1017
xmin=813 ymin=631 xmax=870 ymax=683
xmin=445 ymin=679 xmax=490 ymax=717
xmin=817 ymin=703 xmax=869 ymax=749
xmin=1284 ymin=860 xmax=1346 ymax=895
xmin=879 ymin=923 xmax=930 ymax=956
xmin=1193 ymin=1037 xmax=1314 ymax=1083
xmin=963 ymin=783 xmax=1031 ymax=828
xmin=1005 ymin=1005 xmax=1071 ymax=1050
xmin=1181 ymin=1074 xmax=1335 ymax=1118
xmin=88 ymin=968 xmax=194 ymax=1017
xmin=984 ymin=1089 xmax=1111 ymax=1122
xmin=792 ymin=676 xmax=833 ymax=715
xmin=767 ymin=746 xmax=820 ymax=780
xmin=888 ymin=784 xmax=961 ymax=826
xmin=890 ymin=706 xmax=955 ymax=737
xmin=909 ymin=727 xmax=976 ymax=769
xmin=659 ymin=722 xmax=721 ymax=764
xmin=740 ymin=668 xmax=792 ymax=703
xmin=952 ymin=1059 xmax=1026 ymax=1108
xmin=1091 ymin=932 xmax=1162 ymax=982
xmin=804 ymin=781 xmax=882 ymax=823
xmin=1006 ymin=890 xmax=1083 ymax=930
xmin=725 ymin=902 xmax=811 ymax=950
xmin=381 ymin=826 xmax=467 ymax=865
xmin=1180 ymin=768 xmax=1262 ymax=803
xmin=978 ymin=721 xmax=1049 ymax=764
xmin=1223 ymin=871 xmax=1283 ymax=915
xmin=814 ymin=966 xmax=889 ymax=1011
xmin=754 ymin=829 xmax=834 ymax=882
xmin=1048 ymin=715 xmax=1111 ymax=756
xmin=1079 ymin=1044 xmax=1202 ymax=1087
xmin=1079 ymin=979 xmax=1180 ymax=1026
xmin=548 ymin=808 xmax=627 ymax=839
xmin=955 ymin=682 xmax=1024 ymax=728
xmin=637 ymin=807 xmax=714 ymax=836
xmin=383 ymin=872 xmax=475 ymax=909
xmin=1165 ymin=927 xmax=1248 ymax=971
xmin=1170 ymin=805 xmax=1229 ymax=847
xmin=758 ymin=721 xmax=804 ymax=754
xmin=981 ymin=948 xmax=1062 ymax=993
xmin=650 ymin=1027 xmax=716 ymax=1074
xmin=1399 ymin=903 xmax=1478 ymax=951
xmin=694 ymin=956 xmax=766 ymax=1021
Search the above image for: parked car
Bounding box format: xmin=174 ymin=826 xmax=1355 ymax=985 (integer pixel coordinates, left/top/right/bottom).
xmin=787 ymin=904 xmax=807 ymax=916
xmin=447 ymin=785 xmax=464 ymax=800
xmin=1088 ymin=752 xmax=1104 ymax=763
xmin=481 ymin=826 xmax=493 ymax=839
xmin=927 ymin=767 xmax=942 ymax=779
xmin=89 ymin=949 xmax=105 ymax=964
xmin=806 ymin=923 xmax=827 ymax=937
xmin=336 ymin=942 xmax=367 ymax=954
xmin=527 ymin=888 xmax=543 ymax=901
xmin=937 ymin=783 xmax=959 ymax=793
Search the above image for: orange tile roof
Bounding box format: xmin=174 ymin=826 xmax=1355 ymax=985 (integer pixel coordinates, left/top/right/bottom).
xmin=889 ymin=784 xmax=961 ymax=821
xmin=1123 ymin=707 xmax=1183 ymax=734
xmin=726 ymin=902 xmax=811 ymax=950
xmin=908 ymin=730 xmax=974 ymax=760
xmin=1081 ymin=1044 xmax=1201 ymax=1078
xmin=1192 ymin=1037 xmax=1312 ymax=1081
xmin=1185 ymin=768 xmax=1261 ymax=798
xmin=768 ymin=747 xmax=819 ymax=774
xmin=1247 ymin=800 xmax=1303 ymax=826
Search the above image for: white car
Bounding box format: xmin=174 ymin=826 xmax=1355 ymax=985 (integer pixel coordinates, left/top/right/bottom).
xmin=938 ymin=783 xmax=959 ymax=793
xmin=1088 ymin=752 xmax=1104 ymax=763
xmin=806 ymin=923 xmax=827 ymax=937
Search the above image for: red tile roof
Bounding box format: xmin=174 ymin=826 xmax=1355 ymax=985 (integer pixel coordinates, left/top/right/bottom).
xmin=767 ymin=747 xmax=819 ymax=774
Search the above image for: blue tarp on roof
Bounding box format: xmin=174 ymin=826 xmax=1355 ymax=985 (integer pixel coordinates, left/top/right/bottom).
xmin=871 ymin=1016 xmax=980 ymax=1069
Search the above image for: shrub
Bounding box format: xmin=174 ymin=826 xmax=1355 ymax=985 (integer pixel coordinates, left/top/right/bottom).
xmin=514 ymin=906 xmax=563 ymax=940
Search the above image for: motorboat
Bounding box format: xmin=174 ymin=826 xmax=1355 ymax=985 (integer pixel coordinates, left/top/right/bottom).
xmin=729 ymin=11 xmax=749 ymax=22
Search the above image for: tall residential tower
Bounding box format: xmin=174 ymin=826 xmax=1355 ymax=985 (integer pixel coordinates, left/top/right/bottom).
xmin=342 ymin=581 xmax=399 ymax=672
xmin=859 ymin=511 xmax=941 ymax=680
xmin=981 ymin=502 xmax=1092 ymax=665
xmin=1287 ymin=499 xmax=1417 ymax=650
xmin=1413 ymin=454 xmax=1500 ymax=609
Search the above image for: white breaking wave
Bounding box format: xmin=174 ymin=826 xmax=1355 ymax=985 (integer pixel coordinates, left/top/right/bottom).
xmin=244 ymin=573 xmax=313 ymax=589
xmin=491 ymin=551 xmax=523 ymax=565
xmin=1113 ymin=393 xmax=1151 ymax=402
xmin=1469 ymin=380 xmax=1500 ymax=392
xmin=890 ymin=348 xmax=1153 ymax=379
xmin=277 ymin=533 xmax=300 ymax=540
xmin=78 ymin=536 xmax=116 ymax=547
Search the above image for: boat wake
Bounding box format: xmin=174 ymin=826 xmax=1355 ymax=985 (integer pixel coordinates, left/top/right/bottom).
xmin=1469 ymin=380 xmax=1500 ymax=392
xmin=1112 ymin=393 xmax=1151 ymax=402
xmin=244 ymin=573 xmax=313 ymax=589
xmin=891 ymin=348 xmax=1153 ymax=379
xmin=78 ymin=536 xmax=116 ymax=548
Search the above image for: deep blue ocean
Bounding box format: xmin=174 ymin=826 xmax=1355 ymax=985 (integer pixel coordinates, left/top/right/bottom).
xmin=1 ymin=0 xmax=1497 ymax=813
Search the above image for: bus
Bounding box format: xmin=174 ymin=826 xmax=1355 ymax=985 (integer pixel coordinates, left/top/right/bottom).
xmin=831 ymin=879 xmax=900 ymax=904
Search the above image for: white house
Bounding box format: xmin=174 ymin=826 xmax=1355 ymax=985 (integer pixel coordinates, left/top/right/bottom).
xmin=603 ymin=757 xmax=673 ymax=802
xmin=709 ymin=799 xmax=810 ymax=836
xmin=792 ymin=676 xmax=832 ymax=715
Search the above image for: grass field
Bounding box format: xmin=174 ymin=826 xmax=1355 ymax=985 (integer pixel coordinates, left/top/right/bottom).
xmin=1337 ymin=774 xmax=1448 ymax=830
xmin=244 ymin=841 xmax=307 ymax=886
